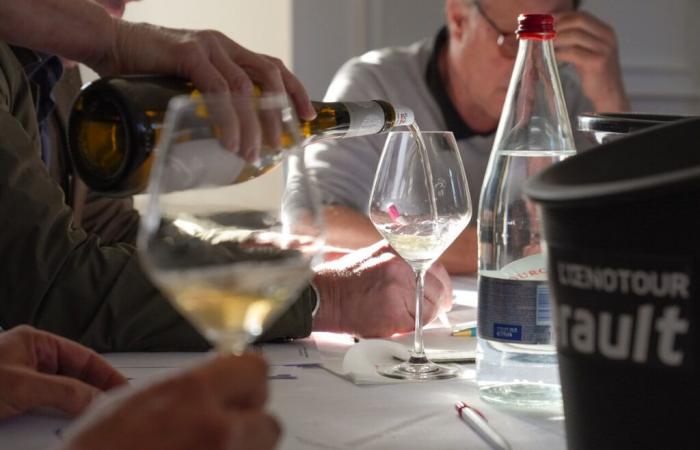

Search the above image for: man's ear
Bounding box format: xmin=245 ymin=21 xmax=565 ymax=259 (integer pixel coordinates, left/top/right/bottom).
xmin=445 ymin=0 xmax=472 ymax=39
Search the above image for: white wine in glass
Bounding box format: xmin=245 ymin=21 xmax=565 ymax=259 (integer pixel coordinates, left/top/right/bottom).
xmin=370 ymin=130 xmax=471 ymax=380
xmin=138 ymin=94 xmax=324 ymax=355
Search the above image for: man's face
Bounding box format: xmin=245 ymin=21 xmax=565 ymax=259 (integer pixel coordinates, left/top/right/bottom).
xmin=448 ymin=0 xmax=573 ymax=121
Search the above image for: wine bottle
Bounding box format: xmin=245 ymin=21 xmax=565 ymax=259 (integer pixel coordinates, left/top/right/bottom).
xmin=68 ymin=75 xmax=414 ymax=196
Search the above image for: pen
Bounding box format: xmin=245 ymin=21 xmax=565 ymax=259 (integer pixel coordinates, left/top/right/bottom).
xmin=451 ymin=320 xmax=477 ymax=337
xmin=455 ymin=401 xmax=511 ymax=450
xmin=452 ymin=327 xmax=477 ymax=337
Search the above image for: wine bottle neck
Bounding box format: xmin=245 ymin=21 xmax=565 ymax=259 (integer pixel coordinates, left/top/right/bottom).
xmin=303 ymin=100 xmax=415 ymax=145
xmin=392 ymin=105 xmax=415 ymax=128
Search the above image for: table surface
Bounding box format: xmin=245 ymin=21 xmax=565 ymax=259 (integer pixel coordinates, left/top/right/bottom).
xmin=0 ymin=277 xmax=567 ymax=450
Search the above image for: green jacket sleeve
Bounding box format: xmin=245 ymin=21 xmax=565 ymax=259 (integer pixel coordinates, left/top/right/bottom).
xmin=0 ymin=106 xmax=204 ymax=351
xmin=0 ymin=43 xmax=315 ymax=352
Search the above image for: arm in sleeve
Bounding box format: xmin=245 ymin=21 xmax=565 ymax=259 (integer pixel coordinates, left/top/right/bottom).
xmin=0 ymin=108 xmax=207 ymax=351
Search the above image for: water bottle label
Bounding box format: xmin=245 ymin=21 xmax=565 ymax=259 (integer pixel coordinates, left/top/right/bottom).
xmin=344 ymin=102 xmax=385 ymax=137
xmin=478 ymin=275 xmax=552 ymax=344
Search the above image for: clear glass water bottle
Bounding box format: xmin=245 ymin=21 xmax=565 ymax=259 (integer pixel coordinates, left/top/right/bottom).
xmin=476 ymin=13 xmax=576 ymax=409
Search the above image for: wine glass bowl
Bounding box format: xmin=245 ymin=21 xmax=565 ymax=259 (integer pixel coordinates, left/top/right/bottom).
xmin=138 ymin=94 xmax=324 ymax=355
xmin=369 ymin=130 xmax=471 ymax=380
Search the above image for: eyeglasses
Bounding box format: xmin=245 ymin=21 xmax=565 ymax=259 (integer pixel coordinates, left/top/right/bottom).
xmin=471 ymin=1 xmax=518 ymax=59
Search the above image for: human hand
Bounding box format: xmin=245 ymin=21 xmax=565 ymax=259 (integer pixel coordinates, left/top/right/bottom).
xmin=0 ymin=326 xmax=127 ymax=420
xmin=553 ymin=11 xmax=630 ymax=112
xmin=98 ymin=21 xmax=315 ymax=119
xmin=59 ymin=354 xmax=280 ymax=450
xmin=3 ymin=1 xmax=313 ymax=160
xmin=90 ymin=17 xmax=315 ymax=160
xmin=311 ymin=240 xmax=453 ymax=338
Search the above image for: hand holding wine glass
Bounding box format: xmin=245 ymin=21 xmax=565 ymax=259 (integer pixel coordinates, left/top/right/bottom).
xmin=369 ymin=130 xmax=471 ymax=380
xmin=58 ymin=354 xmax=280 ymax=450
xmin=311 ymin=240 xmax=453 ymax=338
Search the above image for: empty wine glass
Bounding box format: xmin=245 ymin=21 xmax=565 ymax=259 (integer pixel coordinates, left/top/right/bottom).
xmin=138 ymin=93 xmax=324 ymax=355
xmin=369 ymin=130 xmax=471 ymax=380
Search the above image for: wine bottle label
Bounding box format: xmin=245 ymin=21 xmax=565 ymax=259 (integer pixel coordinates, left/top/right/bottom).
xmin=478 ymin=254 xmax=552 ymax=344
xmin=344 ymin=101 xmax=387 ymax=138
xmin=161 ymin=138 xmax=245 ymax=193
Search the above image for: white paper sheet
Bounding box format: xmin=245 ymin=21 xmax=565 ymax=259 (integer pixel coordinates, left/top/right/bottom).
xmin=317 ymin=330 xmax=477 ymax=385
xmin=251 ymin=338 xmax=321 ymax=366
xmin=315 ymin=302 xmax=478 ymax=385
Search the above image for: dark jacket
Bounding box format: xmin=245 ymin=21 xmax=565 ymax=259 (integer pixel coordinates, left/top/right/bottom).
xmin=0 ymin=42 xmax=315 ymax=351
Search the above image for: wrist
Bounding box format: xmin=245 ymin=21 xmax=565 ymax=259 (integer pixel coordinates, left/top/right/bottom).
xmin=309 ymin=271 xmax=342 ymax=333
xmin=84 ymin=14 xmax=121 ymax=76
xmin=69 ymin=1 xmax=120 ymax=75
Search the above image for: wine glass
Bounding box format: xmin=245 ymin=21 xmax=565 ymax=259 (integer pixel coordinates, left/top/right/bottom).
xmin=138 ymin=93 xmax=324 ymax=355
xmin=369 ymin=130 xmax=471 ymax=380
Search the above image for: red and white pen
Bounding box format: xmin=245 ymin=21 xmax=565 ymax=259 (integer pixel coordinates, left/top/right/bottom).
xmin=455 ymin=401 xmax=511 ymax=450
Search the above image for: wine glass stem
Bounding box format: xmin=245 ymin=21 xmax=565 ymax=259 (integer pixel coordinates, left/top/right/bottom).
xmin=410 ymin=268 xmax=428 ymax=362
xmin=217 ymin=336 xmax=247 ymax=356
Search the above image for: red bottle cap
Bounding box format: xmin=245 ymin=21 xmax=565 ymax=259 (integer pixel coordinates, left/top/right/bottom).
xmin=517 ymin=14 xmax=556 ymax=40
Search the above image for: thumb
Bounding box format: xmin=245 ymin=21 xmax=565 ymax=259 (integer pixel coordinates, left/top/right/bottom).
xmin=0 ymin=365 xmax=100 ymax=419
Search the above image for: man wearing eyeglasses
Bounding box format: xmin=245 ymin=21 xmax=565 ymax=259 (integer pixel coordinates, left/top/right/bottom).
xmin=284 ymin=0 xmax=628 ymax=275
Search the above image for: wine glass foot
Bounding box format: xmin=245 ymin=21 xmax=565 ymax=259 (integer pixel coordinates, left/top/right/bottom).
xmin=377 ymin=359 xmax=461 ymax=381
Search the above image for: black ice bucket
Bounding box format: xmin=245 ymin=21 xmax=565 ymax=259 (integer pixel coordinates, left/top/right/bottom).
xmin=525 ymin=117 xmax=700 ymax=449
